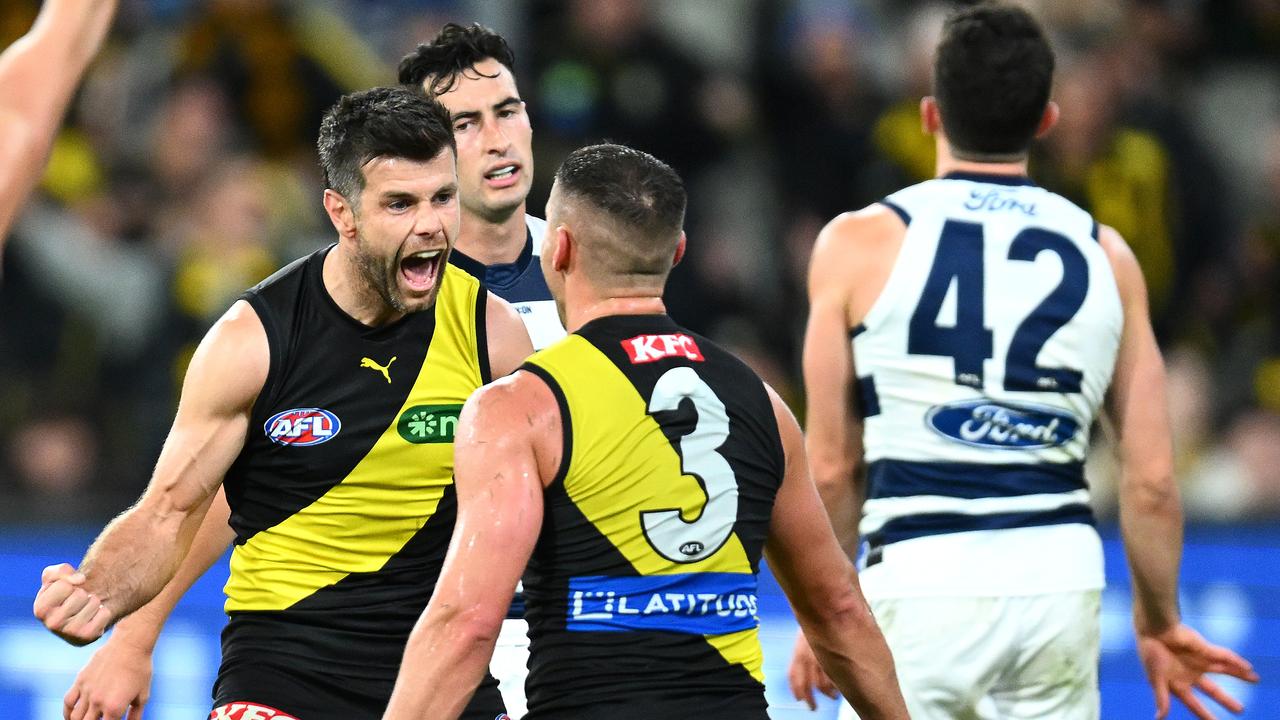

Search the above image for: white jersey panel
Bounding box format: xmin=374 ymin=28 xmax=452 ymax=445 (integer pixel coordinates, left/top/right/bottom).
xmin=858 ymin=177 xmax=1122 ymax=467
xmin=851 ymin=175 xmax=1122 ymax=597
xmin=519 ymin=214 xmax=566 ymax=350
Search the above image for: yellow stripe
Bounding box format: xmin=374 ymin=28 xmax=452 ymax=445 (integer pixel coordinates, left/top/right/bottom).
xmin=226 ymin=266 xmax=483 ymax=610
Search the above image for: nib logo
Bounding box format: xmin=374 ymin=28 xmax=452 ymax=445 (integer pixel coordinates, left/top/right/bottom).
xmin=397 ymin=404 xmax=463 ymax=444
xmin=210 ymin=703 xmax=299 ymax=720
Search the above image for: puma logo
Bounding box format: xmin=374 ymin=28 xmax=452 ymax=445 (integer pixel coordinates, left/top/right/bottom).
xmin=360 ymin=356 xmax=396 ymax=383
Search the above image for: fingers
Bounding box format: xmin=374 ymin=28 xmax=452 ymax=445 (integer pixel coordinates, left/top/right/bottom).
xmin=63 ymin=683 xmax=80 ymax=720
xmin=1202 ymin=645 xmax=1259 ymax=683
xmin=1195 ymin=677 xmax=1243 ymax=715
xmin=39 ymin=586 xmax=94 ymax=630
xmin=1171 ymin=683 xmax=1215 ymax=720
xmin=788 ymin=660 xmax=817 ymax=711
xmin=816 ymin=669 xmax=838 ymax=700
xmin=42 ymin=563 xmax=84 ymax=588
xmin=1153 ymin=676 xmax=1170 ymax=719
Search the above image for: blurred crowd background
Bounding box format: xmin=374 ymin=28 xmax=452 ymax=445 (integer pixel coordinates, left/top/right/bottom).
xmin=2 ymin=0 xmax=1279 ymax=523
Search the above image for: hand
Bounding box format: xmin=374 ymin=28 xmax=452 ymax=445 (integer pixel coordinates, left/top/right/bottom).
xmin=33 ymin=563 xmax=112 ymax=646
xmin=788 ymin=631 xmax=839 ymax=711
xmin=1137 ymin=623 xmax=1259 ymax=719
xmin=63 ymin=633 xmax=152 ymax=720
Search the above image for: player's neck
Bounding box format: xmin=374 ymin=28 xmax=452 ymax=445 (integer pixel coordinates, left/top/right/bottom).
xmin=935 ymin=143 xmax=1030 ymax=180
xmin=563 ymin=292 xmax=667 ymax=333
xmin=323 ymin=244 xmax=408 ymax=327
xmin=455 ymin=203 xmax=527 ymax=266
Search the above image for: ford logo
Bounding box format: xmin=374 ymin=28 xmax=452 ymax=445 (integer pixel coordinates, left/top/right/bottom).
xmin=926 ymin=399 xmax=1078 ymax=450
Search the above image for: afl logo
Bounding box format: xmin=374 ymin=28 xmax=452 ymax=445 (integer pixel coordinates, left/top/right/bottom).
xmin=926 ymin=399 xmax=1078 ymax=450
xmin=679 ymin=541 xmax=705 ymax=556
xmin=264 ymin=408 xmax=341 ymax=446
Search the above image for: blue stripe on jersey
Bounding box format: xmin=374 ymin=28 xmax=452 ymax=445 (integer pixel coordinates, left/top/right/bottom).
xmin=940 ymin=171 xmax=1037 ymax=187
xmin=866 ymin=459 xmax=1086 ymax=500
xmin=448 ymin=229 xmax=554 ymax=306
xmin=849 ymin=323 xmax=867 ymax=338
xmin=856 ymin=376 xmax=881 ymax=418
xmin=566 ymin=573 xmax=759 ymax=634
xmin=866 ymin=503 xmax=1095 ymax=549
xmin=880 ymin=199 xmax=911 ymax=226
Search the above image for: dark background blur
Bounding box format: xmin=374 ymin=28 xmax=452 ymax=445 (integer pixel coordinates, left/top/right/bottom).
xmin=3 ymin=0 xmax=1280 ymax=524
xmin=0 ymin=0 xmax=1278 ymax=716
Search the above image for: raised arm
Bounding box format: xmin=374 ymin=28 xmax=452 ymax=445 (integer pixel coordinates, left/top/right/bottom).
xmin=33 ymin=300 xmax=266 ymax=645
xmin=383 ymin=369 xmax=559 ymax=720
xmin=0 ymin=0 xmax=118 ymax=239
xmin=486 ymin=290 xmax=534 ymax=378
xmin=62 ymin=488 xmax=236 ymax=720
xmin=1100 ymin=225 xmax=1258 ymax=719
xmin=762 ymin=386 xmax=908 ymax=720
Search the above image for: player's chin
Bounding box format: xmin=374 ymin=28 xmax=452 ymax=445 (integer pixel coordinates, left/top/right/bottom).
xmin=396 ymin=285 xmax=440 ymax=315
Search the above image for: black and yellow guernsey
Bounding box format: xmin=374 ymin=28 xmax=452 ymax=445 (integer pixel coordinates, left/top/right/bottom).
xmin=219 ymin=244 xmax=489 ymax=684
xmin=520 ymin=314 xmax=786 ymax=720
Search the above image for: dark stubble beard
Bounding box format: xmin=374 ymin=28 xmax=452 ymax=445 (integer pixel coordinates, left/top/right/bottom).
xmin=353 ymin=231 xmax=408 ymax=316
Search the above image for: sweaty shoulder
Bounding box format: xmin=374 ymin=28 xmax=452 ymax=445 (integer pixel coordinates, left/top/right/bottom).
xmin=809 ymin=204 xmax=907 ymax=326
xmin=461 ymin=367 xmax=562 ymax=486
xmin=185 ymin=299 xmax=270 ymax=414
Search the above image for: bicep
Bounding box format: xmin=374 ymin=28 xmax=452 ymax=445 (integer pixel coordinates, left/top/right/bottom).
xmin=485 ymin=292 xmax=534 ymax=378
xmin=141 ymin=301 xmax=267 ymax=516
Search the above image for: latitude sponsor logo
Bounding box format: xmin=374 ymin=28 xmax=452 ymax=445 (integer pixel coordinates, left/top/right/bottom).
xmin=397 ymin=404 xmax=463 ymax=444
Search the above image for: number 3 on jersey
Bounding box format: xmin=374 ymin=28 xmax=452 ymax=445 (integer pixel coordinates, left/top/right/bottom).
xmin=908 ymin=219 xmax=1088 ymax=393
xmin=641 ymin=367 xmax=738 ymax=564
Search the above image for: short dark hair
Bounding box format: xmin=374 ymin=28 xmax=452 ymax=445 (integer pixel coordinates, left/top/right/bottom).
xmin=398 ymin=23 xmax=516 ymax=96
xmin=934 ymin=2 xmax=1055 ymax=158
xmin=555 ymin=144 xmax=686 ymax=280
xmin=317 ymin=86 xmax=455 ymax=202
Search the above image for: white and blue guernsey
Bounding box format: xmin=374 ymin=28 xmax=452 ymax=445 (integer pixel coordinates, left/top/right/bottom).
xmin=854 ymin=172 xmax=1123 ymax=598
xmin=450 ymin=214 xmax=565 ymax=351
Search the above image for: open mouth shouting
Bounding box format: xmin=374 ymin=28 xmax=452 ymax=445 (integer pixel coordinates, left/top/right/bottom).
xmin=399 ymin=247 xmax=447 ymax=294
xmin=483 ymin=162 xmax=521 ymax=189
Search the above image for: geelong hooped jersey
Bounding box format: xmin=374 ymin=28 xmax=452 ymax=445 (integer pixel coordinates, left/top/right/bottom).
xmin=854 ymin=172 xmax=1123 ymax=598
xmin=520 ymin=314 xmax=784 ymax=719
xmin=450 ymin=214 xmax=565 ymax=350
xmin=220 ymin=245 xmax=488 ymax=677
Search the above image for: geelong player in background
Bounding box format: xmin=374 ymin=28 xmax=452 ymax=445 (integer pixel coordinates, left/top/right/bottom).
xmin=789 ymin=3 xmax=1258 ymax=720
xmin=382 ymin=144 xmax=909 ymax=720
xmin=398 ymin=22 xmax=568 ymax=715
xmin=0 ymin=0 xmax=117 ymax=252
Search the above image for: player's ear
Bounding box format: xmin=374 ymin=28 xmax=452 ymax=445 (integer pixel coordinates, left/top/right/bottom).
xmin=552 ymin=224 xmax=572 ymax=273
xmin=672 ymin=232 xmax=687 ymax=267
xmin=920 ymin=96 xmax=942 ymax=135
xmin=1034 ymin=101 xmax=1060 ymax=139
xmin=323 ymin=189 xmax=358 ymax=239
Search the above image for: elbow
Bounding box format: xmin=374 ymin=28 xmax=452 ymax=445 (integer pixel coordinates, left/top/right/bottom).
xmin=810 ymin=456 xmax=856 ymax=504
xmin=1120 ymin=466 xmax=1180 ymax=513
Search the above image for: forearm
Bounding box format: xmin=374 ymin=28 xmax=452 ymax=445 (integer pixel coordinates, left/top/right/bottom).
xmin=800 ymin=577 xmax=906 ymax=719
xmin=108 ymin=491 xmax=234 ymax=648
xmin=384 ymin=613 xmax=498 ymax=720
xmin=811 ymin=459 xmax=863 ymax=561
xmin=1119 ymin=472 xmax=1183 ymax=634
xmin=78 ymin=490 xmax=214 ymax=622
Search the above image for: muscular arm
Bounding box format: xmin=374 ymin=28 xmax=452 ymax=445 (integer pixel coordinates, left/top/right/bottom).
xmin=34 ymin=300 xmax=266 ymax=643
xmin=383 ymin=370 xmax=559 ymax=720
xmin=802 ymin=207 xmax=902 ymax=557
xmin=486 ymin=291 xmax=534 ymax=378
xmin=763 ymin=387 xmax=908 ymax=720
xmin=0 ymin=0 xmax=118 ymax=239
xmin=1101 ymin=226 xmax=1257 ymax=718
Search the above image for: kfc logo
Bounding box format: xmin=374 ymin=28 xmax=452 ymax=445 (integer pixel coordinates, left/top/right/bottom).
xmin=210 ymin=703 xmax=299 ymax=720
xmin=622 ymin=334 xmax=705 ymax=364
